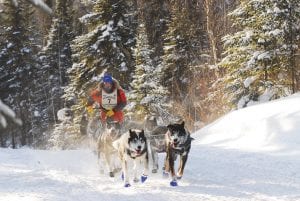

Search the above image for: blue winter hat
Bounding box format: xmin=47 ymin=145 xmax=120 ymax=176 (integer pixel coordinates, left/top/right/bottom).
xmin=103 ymin=74 xmax=113 ymax=83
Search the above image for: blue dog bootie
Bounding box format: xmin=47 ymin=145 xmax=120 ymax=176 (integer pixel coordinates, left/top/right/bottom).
xmin=170 ymin=179 xmax=178 ymax=187
xmin=124 ymin=183 xmax=131 ymax=188
xmin=141 ymin=174 xmax=148 ymax=183
xmin=162 ymin=171 xmax=169 ymax=178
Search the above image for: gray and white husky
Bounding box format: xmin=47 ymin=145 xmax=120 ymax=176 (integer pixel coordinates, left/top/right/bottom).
xmin=113 ymin=129 xmax=149 ymax=187
xmin=97 ymin=121 xmax=122 ymax=177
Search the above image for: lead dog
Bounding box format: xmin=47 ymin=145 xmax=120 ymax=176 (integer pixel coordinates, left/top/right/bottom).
xmin=163 ymin=121 xmax=193 ymax=186
xmin=113 ymin=129 xmax=149 ymax=187
xmin=124 ymin=115 xmax=165 ymax=173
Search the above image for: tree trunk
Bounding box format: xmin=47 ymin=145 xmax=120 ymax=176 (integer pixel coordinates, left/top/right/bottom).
xmin=204 ymin=0 xmax=218 ymax=65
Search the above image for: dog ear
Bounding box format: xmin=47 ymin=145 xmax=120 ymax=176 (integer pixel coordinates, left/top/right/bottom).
xmin=129 ymin=129 xmax=135 ymax=137
xmin=140 ymin=129 xmax=145 ymax=138
xmin=180 ymin=121 xmax=185 ymax=128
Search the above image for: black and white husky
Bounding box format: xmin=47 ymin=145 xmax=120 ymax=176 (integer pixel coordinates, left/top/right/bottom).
xmin=163 ymin=121 xmax=193 ymax=186
xmin=113 ymin=129 xmax=149 ymax=187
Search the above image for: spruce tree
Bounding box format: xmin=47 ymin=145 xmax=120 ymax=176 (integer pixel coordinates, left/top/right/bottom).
xmin=220 ymin=0 xmax=300 ymax=109
xmin=39 ymin=0 xmax=74 ymax=124
xmin=0 ymin=0 xmax=38 ymax=147
xmin=65 ymin=0 xmax=136 ymax=126
xmin=129 ymin=22 xmax=168 ymax=119
xmin=162 ymin=0 xmax=207 ymax=100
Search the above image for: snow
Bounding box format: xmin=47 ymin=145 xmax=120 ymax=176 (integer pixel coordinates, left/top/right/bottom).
xmin=7 ymin=43 xmax=13 ymax=48
xmin=243 ymin=76 xmax=256 ymax=88
xmin=57 ymin=108 xmax=71 ymax=122
xmin=257 ymin=51 xmax=270 ymax=61
xmin=120 ymin=62 xmax=128 ymax=71
xmin=0 ymin=99 xmax=22 ymax=128
xmin=10 ymin=0 xmax=52 ymax=14
xmin=1 ymin=94 xmax=300 ymax=200
xmin=268 ymin=29 xmax=283 ymax=36
xmin=258 ymin=88 xmax=275 ymax=103
xmin=195 ymin=93 xmax=300 ymax=153
xmin=26 ymin=0 xmax=52 ymax=15
xmin=241 ymin=30 xmax=253 ymax=43
xmin=34 ymin=111 xmax=40 ymax=117
xmin=79 ymin=13 xmax=99 ymax=23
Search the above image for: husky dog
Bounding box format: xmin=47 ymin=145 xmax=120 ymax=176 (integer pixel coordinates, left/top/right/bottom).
xmin=163 ymin=121 xmax=193 ymax=186
xmin=147 ymin=125 xmax=168 ymax=173
xmin=113 ymin=129 xmax=149 ymax=187
xmin=97 ymin=121 xmax=122 ymax=177
xmin=143 ymin=115 xmax=169 ymax=173
xmin=123 ymin=115 xmax=163 ymax=173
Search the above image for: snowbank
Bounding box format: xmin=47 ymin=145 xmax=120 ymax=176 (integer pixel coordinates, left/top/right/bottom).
xmin=194 ymin=93 xmax=300 ymax=153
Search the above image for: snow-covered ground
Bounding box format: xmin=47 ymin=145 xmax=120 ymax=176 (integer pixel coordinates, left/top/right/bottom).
xmin=1 ymin=93 xmax=300 ymax=201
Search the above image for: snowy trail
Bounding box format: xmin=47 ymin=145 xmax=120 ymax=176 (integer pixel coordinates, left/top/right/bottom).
xmin=2 ymin=94 xmax=300 ymax=201
xmin=1 ymin=146 xmax=300 ymax=201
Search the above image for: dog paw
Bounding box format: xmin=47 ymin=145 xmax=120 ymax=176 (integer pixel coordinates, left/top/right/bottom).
xmin=170 ymin=180 xmax=178 ymax=187
xmin=109 ymin=172 xmax=114 ymax=177
xmin=162 ymin=171 xmax=169 ymax=178
xmin=133 ymin=178 xmax=139 ymax=183
xmin=141 ymin=174 xmax=148 ymax=183
xmin=152 ymin=169 xmax=158 ymax=173
xmin=124 ymin=183 xmax=131 ymax=188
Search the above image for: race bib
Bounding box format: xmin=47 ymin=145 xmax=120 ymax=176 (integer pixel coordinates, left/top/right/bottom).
xmin=102 ymin=89 xmax=118 ymax=110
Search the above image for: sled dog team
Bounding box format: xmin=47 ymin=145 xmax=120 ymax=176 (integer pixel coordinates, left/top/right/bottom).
xmin=87 ymin=73 xmax=193 ymax=187
xmin=96 ymin=118 xmax=193 ymax=187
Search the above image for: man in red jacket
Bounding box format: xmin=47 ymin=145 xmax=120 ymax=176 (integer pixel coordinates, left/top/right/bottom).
xmin=87 ymin=73 xmax=127 ymax=128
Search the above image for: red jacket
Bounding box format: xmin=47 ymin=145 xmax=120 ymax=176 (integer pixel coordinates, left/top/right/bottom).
xmin=88 ymin=80 xmax=126 ymax=123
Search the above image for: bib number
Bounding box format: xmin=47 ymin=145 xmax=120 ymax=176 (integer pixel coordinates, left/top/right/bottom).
xmin=102 ymin=89 xmax=117 ymax=110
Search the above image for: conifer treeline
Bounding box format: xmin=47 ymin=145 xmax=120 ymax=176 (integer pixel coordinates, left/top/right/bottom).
xmin=0 ymin=0 xmax=299 ymax=148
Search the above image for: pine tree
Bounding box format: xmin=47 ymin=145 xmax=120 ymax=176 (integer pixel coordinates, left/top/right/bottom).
xmin=129 ymin=22 xmax=169 ymax=119
xmin=67 ymin=0 xmax=135 ymax=97
xmin=32 ymin=0 xmax=76 ymax=148
xmin=39 ymin=0 xmax=74 ymax=124
xmin=138 ymin=0 xmax=169 ymax=64
xmin=160 ymin=0 xmax=209 ymax=126
xmin=162 ymin=0 xmax=207 ymax=101
xmin=65 ymin=0 xmax=136 ymax=127
xmin=220 ymin=0 xmax=300 ymax=109
xmin=48 ymin=108 xmax=80 ymax=150
xmin=0 ymin=0 xmax=38 ymax=147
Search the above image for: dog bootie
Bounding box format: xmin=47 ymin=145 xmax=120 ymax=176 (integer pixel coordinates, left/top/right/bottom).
xmin=141 ymin=174 xmax=148 ymax=183
xmin=121 ymin=172 xmax=124 ymax=181
xmin=170 ymin=180 xmax=178 ymax=187
xmin=124 ymin=183 xmax=131 ymax=188
xmin=162 ymin=171 xmax=169 ymax=178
